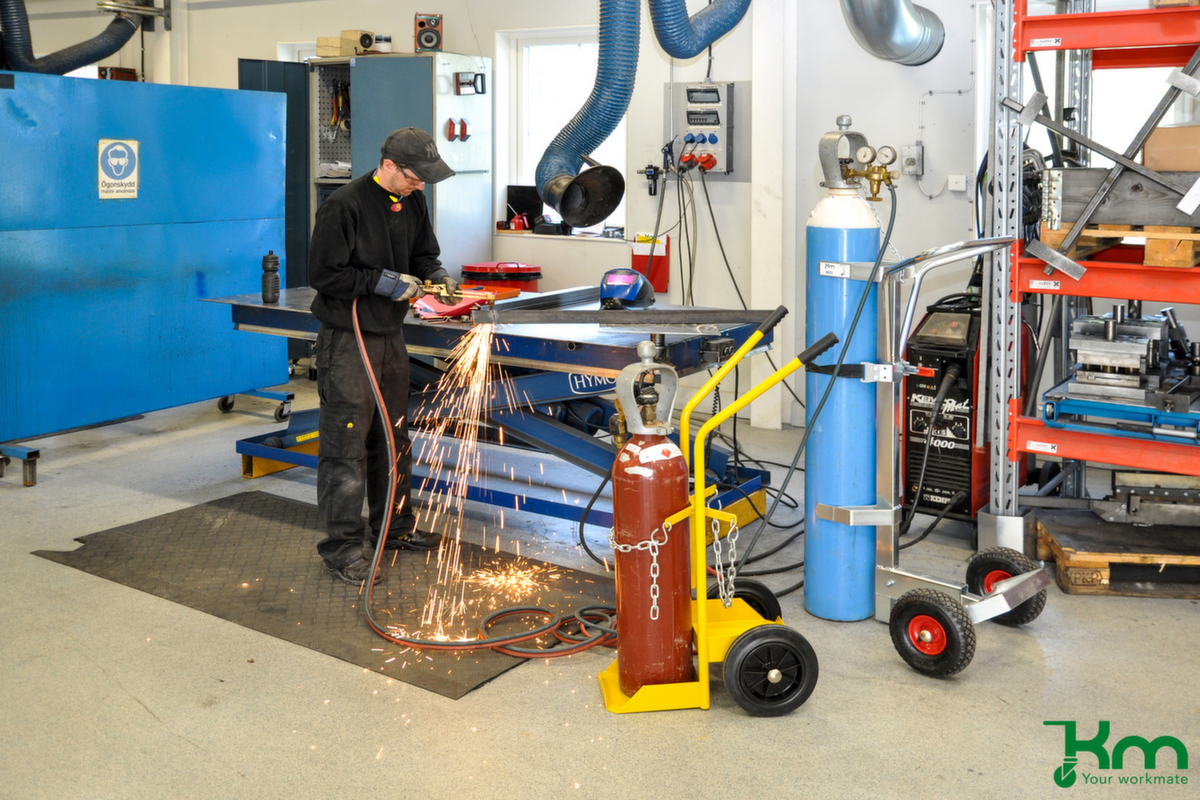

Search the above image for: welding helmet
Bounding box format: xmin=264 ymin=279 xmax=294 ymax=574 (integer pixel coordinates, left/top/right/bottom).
xmin=600 ymin=268 xmax=655 ymax=310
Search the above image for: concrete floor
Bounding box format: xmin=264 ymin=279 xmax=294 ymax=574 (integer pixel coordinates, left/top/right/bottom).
xmin=2 ymin=374 xmax=1198 ymax=799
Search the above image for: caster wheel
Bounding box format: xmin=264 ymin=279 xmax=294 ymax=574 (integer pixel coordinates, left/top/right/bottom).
xmin=723 ymin=625 xmax=818 ymax=717
xmin=274 ymin=404 xmax=291 ymax=423
xmin=889 ymin=589 xmax=976 ymax=678
xmin=288 ymin=362 xmax=296 ymax=377
xmin=263 ymin=436 xmax=284 ymax=449
xmin=308 ymin=367 xmax=318 ymax=381
xmin=707 ymin=578 xmax=782 ymax=621
xmin=217 ymin=396 xmax=235 ymax=413
xmin=966 ymin=547 xmax=1047 ymax=626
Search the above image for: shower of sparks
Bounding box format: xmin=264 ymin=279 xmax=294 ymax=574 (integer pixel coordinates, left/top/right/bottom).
xmin=397 ymin=323 xmax=535 ymax=640
xmin=466 ymin=561 xmax=560 ymax=602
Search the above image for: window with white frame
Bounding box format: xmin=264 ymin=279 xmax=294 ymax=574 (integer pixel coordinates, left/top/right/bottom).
xmin=510 ymin=31 xmax=626 ymax=231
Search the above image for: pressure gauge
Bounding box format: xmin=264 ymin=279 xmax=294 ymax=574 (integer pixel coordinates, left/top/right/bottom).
xmin=877 ymin=145 xmax=898 ymax=166
xmin=855 ymin=145 xmax=876 ymax=164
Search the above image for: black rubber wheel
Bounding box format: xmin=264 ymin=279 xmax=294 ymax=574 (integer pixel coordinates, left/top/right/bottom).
xmin=966 ymin=547 xmax=1047 ymax=627
xmin=889 ymin=589 xmax=976 ymax=678
xmin=707 ymin=579 xmax=783 ymax=621
xmin=1038 ymin=461 xmax=1063 ymax=496
xmin=263 ymin=436 xmax=284 ymax=449
xmin=217 ymin=396 xmax=235 ymax=413
xmin=274 ymin=404 xmax=291 ymax=423
xmin=308 ymin=367 xmax=318 ymax=381
xmin=723 ymin=625 xmax=818 ymax=717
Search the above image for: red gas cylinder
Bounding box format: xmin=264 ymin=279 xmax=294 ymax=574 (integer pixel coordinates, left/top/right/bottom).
xmin=612 ymin=433 xmax=693 ymax=696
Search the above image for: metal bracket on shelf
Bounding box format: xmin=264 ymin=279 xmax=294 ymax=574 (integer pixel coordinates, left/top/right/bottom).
xmin=1168 ymin=67 xmax=1200 ymax=99
xmin=1018 ymin=91 xmax=1046 ymax=127
xmin=1026 ymin=238 xmax=1087 ymax=281
xmin=1180 ymin=177 xmax=1200 ymax=216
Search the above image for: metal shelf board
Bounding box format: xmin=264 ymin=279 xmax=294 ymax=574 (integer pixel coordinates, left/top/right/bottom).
xmin=1094 ymin=44 xmax=1195 ymax=70
xmin=1011 ymin=416 xmax=1200 ymax=478
xmin=1017 ymin=4 xmax=1200 ymax=59
xmin=1015 ymin=253 xmax=1200 ymax=305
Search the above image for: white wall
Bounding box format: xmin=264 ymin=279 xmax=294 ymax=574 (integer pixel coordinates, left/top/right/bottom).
xmin=27 ymin=0 xmax=982 ymax=428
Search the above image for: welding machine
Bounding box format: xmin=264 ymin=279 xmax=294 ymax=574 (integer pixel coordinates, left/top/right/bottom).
xmin=902 ymin=292 xmax=990 ymax=520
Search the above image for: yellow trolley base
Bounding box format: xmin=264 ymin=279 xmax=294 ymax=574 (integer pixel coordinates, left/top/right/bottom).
xmin=598 ymin=598 xmax=781 ymax=713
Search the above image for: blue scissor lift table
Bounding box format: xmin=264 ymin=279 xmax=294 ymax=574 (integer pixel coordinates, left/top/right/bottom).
xmin=207 ymin=286 xmax=776 ymax=526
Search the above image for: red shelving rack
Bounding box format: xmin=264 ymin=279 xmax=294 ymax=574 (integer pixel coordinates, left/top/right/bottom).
xmin=988 ymin=1 xmax=1200 ymax=530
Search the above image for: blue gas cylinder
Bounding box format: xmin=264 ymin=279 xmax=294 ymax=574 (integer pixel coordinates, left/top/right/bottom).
xmin=804 ymin=188 xmax=880 ymax=621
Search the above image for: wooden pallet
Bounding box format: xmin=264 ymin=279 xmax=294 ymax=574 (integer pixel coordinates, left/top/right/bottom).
xmin=1035 ymin=508 xmax=1200 ymax=598
xmin=1044 ymin=222 xmax=1200 ymax=267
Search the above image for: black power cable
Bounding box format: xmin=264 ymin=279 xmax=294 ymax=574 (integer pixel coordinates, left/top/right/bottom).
xmin=899 ymin=363 xmax=962 ymax=537
xmin=698 ymin=169 xmax=805 ymax=410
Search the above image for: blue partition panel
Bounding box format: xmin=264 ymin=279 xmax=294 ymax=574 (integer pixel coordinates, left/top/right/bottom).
xmin=1 ymin=72 xmax=288 ymax=442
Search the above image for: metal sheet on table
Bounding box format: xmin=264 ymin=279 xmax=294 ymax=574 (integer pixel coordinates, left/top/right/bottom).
xmin=209 ymin=288 xmax=766 ymax=376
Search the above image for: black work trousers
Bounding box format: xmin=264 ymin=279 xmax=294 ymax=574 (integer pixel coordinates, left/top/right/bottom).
xmin=314 ymin=324 xmax=417 ymax=567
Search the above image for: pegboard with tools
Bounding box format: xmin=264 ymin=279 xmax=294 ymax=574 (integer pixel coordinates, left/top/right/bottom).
xmin=312 ymin=62 xmax=352 ymax=169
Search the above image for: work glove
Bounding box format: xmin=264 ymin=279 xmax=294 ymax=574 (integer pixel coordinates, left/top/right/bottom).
xmin=374 ymin=270 xmax=426 ymax=302
xmin=439 ymin=275 xmax=462 ymax=298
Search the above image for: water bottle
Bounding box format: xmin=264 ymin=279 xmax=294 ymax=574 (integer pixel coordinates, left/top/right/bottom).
xmin=261 ymin=251 xmax=280 ymax=304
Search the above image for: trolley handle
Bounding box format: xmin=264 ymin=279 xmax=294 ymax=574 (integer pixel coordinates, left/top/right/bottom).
xmin=798 ymin=332 xmax=839 ymax=365
xmin=756 ymin=305 xmax=789 ymax=335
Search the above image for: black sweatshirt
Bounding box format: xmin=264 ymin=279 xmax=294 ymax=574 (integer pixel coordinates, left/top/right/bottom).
xmin=308 ymin=171 xmax=448 ymax=334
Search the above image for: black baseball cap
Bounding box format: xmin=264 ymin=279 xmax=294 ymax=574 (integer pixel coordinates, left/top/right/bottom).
xmin=380 ymin=127 xmax=455 ymax=184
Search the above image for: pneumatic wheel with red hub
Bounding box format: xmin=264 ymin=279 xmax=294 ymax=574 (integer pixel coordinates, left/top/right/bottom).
xmin=889 ymin=589 xmax=976 ymax=678
xmin=966 ymin=547 xmax=1047 ymax=627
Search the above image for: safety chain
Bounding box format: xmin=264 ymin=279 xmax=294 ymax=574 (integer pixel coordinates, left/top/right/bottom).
xmin=609 ymin=524 xmax=670 ymax=620
xmin=711 ymin=516 xmax=739 ymax=608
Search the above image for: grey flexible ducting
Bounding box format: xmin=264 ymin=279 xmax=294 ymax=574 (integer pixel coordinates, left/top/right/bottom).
xmin=1 ymin=0 xmax=141 ymax=75
xmin=838 ymin=0 xmax=944 ymax=66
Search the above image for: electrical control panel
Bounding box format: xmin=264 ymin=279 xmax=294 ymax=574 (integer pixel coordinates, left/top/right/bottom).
xmin=664 ymin=82 xmax=744 ymax=178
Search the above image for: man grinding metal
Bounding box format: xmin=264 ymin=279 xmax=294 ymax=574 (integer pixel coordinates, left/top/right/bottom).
xmin=308 ymin=127 xmax=461 ymax=584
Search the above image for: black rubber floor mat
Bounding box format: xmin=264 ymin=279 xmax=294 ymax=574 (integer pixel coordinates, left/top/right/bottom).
xmin=33 ymin=491 xmax=615 ymax=699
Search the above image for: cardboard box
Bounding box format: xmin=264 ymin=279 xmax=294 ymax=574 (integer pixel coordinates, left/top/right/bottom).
xmin=316 ymin=37 xmax=344 ymax=57
xmin=341 ymin=30 xmax=375 ymax=49
xmin=1144 ymin=122 xmax=1200 ymax=172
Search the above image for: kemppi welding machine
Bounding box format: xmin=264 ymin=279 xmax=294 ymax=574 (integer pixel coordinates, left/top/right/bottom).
xmin=902 ymin=289 xmax=1030 ymax=523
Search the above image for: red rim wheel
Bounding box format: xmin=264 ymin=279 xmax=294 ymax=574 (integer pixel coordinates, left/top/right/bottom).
xmin=907 ymin=614 xmax=947 ymax=655
xmin=966 ymin=548 xmax=1048 ymax=627
xmin=982 ymin=569 xmax=1012 ymax=594
xmin=890 ymin=589 xmax=976 ymax=677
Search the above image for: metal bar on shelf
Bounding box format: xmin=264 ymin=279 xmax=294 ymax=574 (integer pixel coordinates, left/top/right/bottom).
xmin=1014 ymin=417 xmax=1200 ymax=477
xmin=1095 ymin=46 xmax=1194 ymax=71
xmin=1016 ymin=256 xmax=1200 ymax=304
xmin=1019 ymin=6 xmax=1200 ymax=57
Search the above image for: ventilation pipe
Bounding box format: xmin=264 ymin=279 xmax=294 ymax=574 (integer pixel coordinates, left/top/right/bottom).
xmin=838 ymin=0 xmax=944 ymax=67
xmin=647 ymin=0 xmax=752 ymax=59
xmin=536 ymin=0 xmax=754 ymax=228
xmin=1 ymin=0 xmax=142 ymax=75
xmin=535 ymin=0 xmax=637 ymax=228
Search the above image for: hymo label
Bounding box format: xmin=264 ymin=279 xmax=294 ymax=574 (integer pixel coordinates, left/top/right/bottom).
xmin=569 ymin=374 xmax=616 ymax=395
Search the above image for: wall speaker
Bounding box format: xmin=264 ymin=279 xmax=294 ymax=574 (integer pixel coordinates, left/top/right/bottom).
xmin=414 ymin=14 xmax=443 ymax=52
